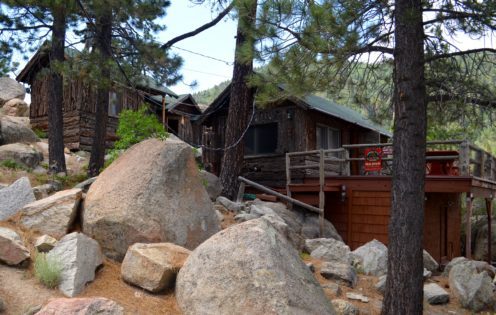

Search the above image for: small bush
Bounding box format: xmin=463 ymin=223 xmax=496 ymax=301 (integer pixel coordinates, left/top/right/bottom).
xmin=104 ymin=106 xmax=168 ymax=168
xmin=0 ymin=159 xmax=28 ymax=171
xmin=34 ymin=252 xmax=62 ymax=289
xmin=33 ymin=128 xmax=47 ymax=139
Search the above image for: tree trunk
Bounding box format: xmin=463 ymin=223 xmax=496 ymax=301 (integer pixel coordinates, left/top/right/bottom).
xmin=48 ymin=5 xmax=67 ymax=174
xmin=88 ymin=8 xmax=112 ymax=177
xmin=382 ymin=0 xmax=426 ymax=314
xmin=219 ymin=0 xmax=257 ymax=200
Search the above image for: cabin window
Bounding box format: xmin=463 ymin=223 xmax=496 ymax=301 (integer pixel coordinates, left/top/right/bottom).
xmin=108 ymin=91 xmax=120 ymax=117
xmin=245 ymin=123 xmax=278 ymax=155
xmin=316 ymin=125 xmax=340 ymax=149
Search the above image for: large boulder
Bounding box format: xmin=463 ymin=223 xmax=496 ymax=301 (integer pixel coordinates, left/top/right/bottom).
xmin=0 ymin=115 xmax=38 ymax=145
xmin=0 ymin=143 xmax=43 ymax=168
xmin=1 ymin=98 xmax=29 ymax=117
xmin=320 ymin=261 xmax=357 ymax=288
xmin=199 ymin=170 xmax=223 ymax=201
xmin=0 ymin=77 xmax=25 ymax=106
xmin=0 ymin=177 xmax=36 ymax=220
xmin=449 ymin=261 xmax=496 ymax=312
xmin=19 ymin=188 xmax=82 ymax=238
xmin=83 ymin=138 xmax=221 ymax=261
xmin=121 ymin=243 xmax=191 ymax=292
xmin=0 ymin=227 xmax=30 ymax=265
xmin=350 ymin=239 xmax=388 ymax=276
xmin=36 ymin=297 xmax=123 ymax=315
xmin=176 ymin=217 xmax=335 ymax=315
xmin=305 ymin=238 xmax=351 ymax=265
xmin=47 ymin=232 xmax=103 ymax=297
xmin=474 ymin=221 xmax=496 ymax=262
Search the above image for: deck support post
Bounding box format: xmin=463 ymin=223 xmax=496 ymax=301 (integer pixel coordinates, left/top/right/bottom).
xmin=285 ymin=153 xmax=292 ymax=209
xmin=459 ymin=140 xmax=470 ymax=176
xmin=161 ymin=95 xmax=166 ymax=129
xmin=465 ymin=193 xmax=474 ymax=259
xmin=485 ymin=197 xmax=493 ymax=264
xmin=319 ymin=149 xmax=325 ymax=237
xmin=236 ymin=181 xmax=246 ymax=203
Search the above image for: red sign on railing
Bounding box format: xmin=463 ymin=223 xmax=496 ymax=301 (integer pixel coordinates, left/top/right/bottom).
xmin=364 ymin=147 xmax=382 ymax=171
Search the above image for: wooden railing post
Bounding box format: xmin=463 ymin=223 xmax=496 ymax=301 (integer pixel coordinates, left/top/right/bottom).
xmin=340 ymin=148 xmax=350 ymax=176
xmin=466 ymin=194 xmax=474 ymax=259
xmin=319 ymin=149 xmax=325 ymax=237
xmin=285 ymin=153 xmax=291 ymax=200
xmin=459 ymin=140 xmax=470 ymax=176
xmin=474 ymin=148 xmax=483 ymax=177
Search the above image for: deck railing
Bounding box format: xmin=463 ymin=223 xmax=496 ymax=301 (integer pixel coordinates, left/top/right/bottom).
xmin=285 ymin=140 xmax=496 ymax=186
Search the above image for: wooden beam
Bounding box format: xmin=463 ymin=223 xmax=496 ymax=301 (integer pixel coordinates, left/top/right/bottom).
xmin=465 ymin=194 xmax=474 ymax=259
xmin=486 ymin=198 xmax=493 ymax=264
xmin=459 ymin=141 xmax=470 ymax=176
xmin=319 ymin=149 xmax=325 ymax=237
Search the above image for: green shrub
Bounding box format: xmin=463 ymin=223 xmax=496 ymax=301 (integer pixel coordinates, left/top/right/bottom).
xmin=34 ymin=252 xmax=62 ymax=289
xmin=104 ymin=106 xmax=168 ymax=168
xmin=0 ymin=159 xmax=28 ymax=171
xmin=33 ymin=128 xmax=47 ymax=139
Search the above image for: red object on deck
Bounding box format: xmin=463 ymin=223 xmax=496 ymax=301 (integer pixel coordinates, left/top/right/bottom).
xmin=425 ymin=150 xmax=459 ymax=175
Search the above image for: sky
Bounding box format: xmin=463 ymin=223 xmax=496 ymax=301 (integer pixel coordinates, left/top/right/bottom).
xmin=154 ymin=1 xmax=237 ymax=94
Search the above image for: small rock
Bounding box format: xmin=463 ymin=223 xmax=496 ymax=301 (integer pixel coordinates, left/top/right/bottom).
xmin=350 ymin=239 xmax=388 ymax=276
xmin=32 ymin=166 xmax=48 ymax=175
xmin=423 ymin=268 xmax=432 ymax=280
xmin=73 ymin=177 xmax=97 ymax=192
xmin=346 ymin=292 xmax=369 ymax=303
xmin=20 ymin=188 xmax=82 ymax=239
xmin=375 ymin=275 xmax=387 ymax=295
xmin=121 ymin=243 xmax=191 ymax=293
xmin=35 ymin=297 xmax=123 ymax=314
xmin=306 ymin=262 xmax=315 ymax=273
xmin=306 ymin=238 xmax=351 ymax=265
xmin=216 ymin=196 xmax=243 ymax=213
xmin=32 ymin=182 xmax=62 ymax=200
xmin=215 ymin=209 xmax=224 ymax=222
xmin=424 ymin=283 xmax=449 ymax=305
xmin=0 ymin=227 xmax=30 ymax=265
xmin=0 ymin=177 xmax=35 ymax=220
xmin=320 ymin=261 xmax=357 ymax=287
xmin=47 ymin=232 xmax=103 ymax=297
xmin=34 ymin=235 xmax=58 ymax=253
xmin=322 ymin=282 xmax=341 ymax=296
xmin=332 ymin=299 xmax=359 ymax=315
xmin=249 ymin=204 xmax=277 ymax=217
xmin=423 ymin=249 xmax=439 ymax=272
xmin=0 ymin=143 xmax=43 ymax=168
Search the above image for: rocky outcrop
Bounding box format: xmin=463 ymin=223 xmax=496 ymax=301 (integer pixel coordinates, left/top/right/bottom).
xmin=0 ymin=115 xmax=38 ymax=145
xmin=176 ymin=218 xmax=335 ymax=315
xmin=1 ymin=98 xmax=28 ymax=117
xmin=83 ymin=138 xmax=220 ymax=261
xmin=121 ymin=243 xmax=191 ymax=292
xmin=0 ymin=227 xmax=30 ymax=265
xmin=20 ymin=188 xmax=82 ymax=238
xmin=199 ymin=170 xmax=223 ymax=201
xmin=0 ymin=143 xmax=43 ymax=168
xmin=423 ymin=283 xmax=449 ymax=305
xmin=47 ymin=232 xmax=103 ymax=297
xmin=36 ymin=297 xmax=124 ymax=315
xmin=449 ymin=261 xmax=496 ymax=312
xmin=34 ymin=235 xmax=57 ymax=253
xmin=0 ymin=177 xmax=35 ymax=220
xmin=0 ymin=77 xmax=25 ymax=106
xmin=350 ymin=239 xmax=388 ymax=276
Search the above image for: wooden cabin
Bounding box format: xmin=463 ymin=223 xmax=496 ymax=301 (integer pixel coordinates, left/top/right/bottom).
xmin=146 ymin=93 xmax=202 ymax=145
xmin=16 ymin=47 xmax=189 ymax=151
xmin=198 ymin=83 xmax=391 ymax=187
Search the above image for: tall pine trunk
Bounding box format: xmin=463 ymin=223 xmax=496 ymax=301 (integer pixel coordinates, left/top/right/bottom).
xmin=88 ymin=8 xmax=112 ymax=177
xmin=48 ymin=5 xmax=67 ymax=174
xmin=219 ymin=0 xmax=257 ymax=200
xmin=382 ymin=0 xmax=426 ymax=314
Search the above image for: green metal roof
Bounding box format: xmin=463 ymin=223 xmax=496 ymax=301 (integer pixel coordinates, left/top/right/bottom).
xmin=300 ymin=94 xmax=392 ymax=137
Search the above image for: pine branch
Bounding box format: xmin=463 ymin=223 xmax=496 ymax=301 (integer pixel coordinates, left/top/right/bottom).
xmin=426 ymin=48 xmax=496 ymax=62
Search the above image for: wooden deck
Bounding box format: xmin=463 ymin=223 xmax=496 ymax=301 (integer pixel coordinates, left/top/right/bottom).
xmin=282 ymin=140 xmax=495 ymax=264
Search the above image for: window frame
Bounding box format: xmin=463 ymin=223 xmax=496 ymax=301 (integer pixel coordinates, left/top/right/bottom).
xmin=316 ymin=124 xmax=341 ymax=150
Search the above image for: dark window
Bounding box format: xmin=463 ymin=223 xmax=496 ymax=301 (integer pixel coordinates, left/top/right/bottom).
xmin=316 ymin=125 xmax=340 ymax=149
xmin=167 ymin=118 xmax=179 ymax=135
xmin=245 ymin=123 xmax=278 ymax=155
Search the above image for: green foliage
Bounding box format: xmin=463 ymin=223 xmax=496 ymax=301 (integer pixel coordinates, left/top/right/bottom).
xmin=0 ymin=159 xmax=28 ymax=171
xmin=193 ymin=80 xmax=231 ymax=104
xmin=299 ymin=252 xmax=311 ymax=260
xmin=33 ymin=128 xmax=47 ymax=139
xmin=34 ymin=252 xmax=62 ymax=289
xmin=104 ymin=106 xmax=168 ymax=168
xmin=113 ymin=106 xmax=168 ymax=150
